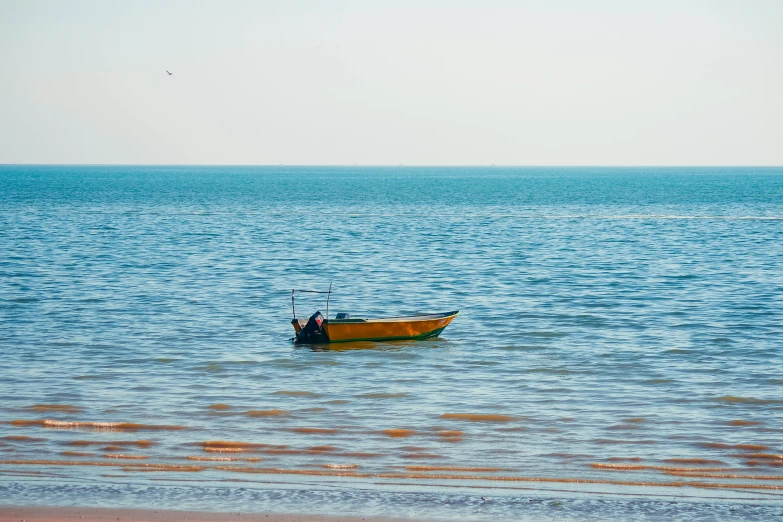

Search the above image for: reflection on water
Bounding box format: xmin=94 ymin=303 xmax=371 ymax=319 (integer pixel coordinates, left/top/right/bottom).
xmin=303 ymin=340 xmax=430 ymax=352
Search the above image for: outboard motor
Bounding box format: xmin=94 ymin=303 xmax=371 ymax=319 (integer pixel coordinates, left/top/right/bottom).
xmin=295 ymin=311 xmax=328 ymax=343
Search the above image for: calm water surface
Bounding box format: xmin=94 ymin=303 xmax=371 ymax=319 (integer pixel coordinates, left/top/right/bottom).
xmin=1 ymin=166 xmax=782 ymax=520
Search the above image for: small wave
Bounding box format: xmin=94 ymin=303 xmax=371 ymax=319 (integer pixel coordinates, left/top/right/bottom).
xmin=441 ymin=413 xmax=516 ymax=422
xmin=696 ymin=442 xmax=769 ymax=451
xmin=532 ymin=214 xmax=783 ymax=221
xmin=747 ymin=460 xmax=783 ymax=467
xmin=729 ymin=420 xmax=763 ymax=426
xmin=290 ymin=427 xmax=339 ymax=434
xmin=9 ymin=420 xmax=185 ymax=432
xmin=664 ymin=458 xmax=725 ymax=465
xmin=711 ymin=337 xmax=735 ymax=344
xmin=212 ymin=466 xmax=370 ymax=478
xmin=199 ymin=363 xmax=225 ymax=373
xmin=666 ymin=471 xmax=783 ymax=480
xmin=713 ymin=396 xmax=780 ymax=405
xmin=404 ymin=465 xmax=505 ymax=472
xmin=2 ymin=436 xmax=46 ymax=442
xmin=186 ymin=456 xmax=251 ymax=462
xmin=104 ymin=454 xmax=149 ymax=460
xmin=590 ymin=463 xmax=645 ymax=471
xmin=3 ymin=458 xmax=782 ymax=490
xmin=199 ymin=441 xmax=338 ymax=455
xmin=358 ymin=393 xmax=408 ymax=399
xmin=521 ymin=331 xmax=567 ymax=338
xmin=198 ymin=441 xmax=284 ymax=451
xmin=401 ymin=453 xmax=443 ymax=459
xmin=339 ymin=452 xmax=383 ymax=458
xmin=593 ymin=439 xmax=657 ymax=445
xmin=28 ymin=404 xmax=83 ymax=413
xmin=741 ymin=453 xmax=783 ymax=461
xmin=0 ymin=459 xmax=139 ymax=469
xmin=525 ymin=368 xmax=571 ymax=375
xmin=253 ymin=447 xmax=337 ymax=456
xmin=67 ymin=440 xmax=156 ymax=448
xmin=381 ymin=429 xmax=415 ymax=438
xmin=547 ymin=453 xmax=593 ymax=459
xmin=308 ymin=445 xmax=338 ymax=452
xmin=121 ymin=464 xmax=205 ymax=472
xmin=273 ymin=391 xmax=320 ymax=397
xmin=245 ymin=409 xmax=289 ymax=417
xmin=590 ymin=463 xmax=732 ymax=472
xmin=61 ymin=451 xmax=93 ymax=457
xmin=436 ymin=430 xmax=463 ymax=442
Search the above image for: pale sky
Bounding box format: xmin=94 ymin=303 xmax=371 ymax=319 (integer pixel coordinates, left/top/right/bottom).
xmin=1 ymin=0 xmax=781 ymax=165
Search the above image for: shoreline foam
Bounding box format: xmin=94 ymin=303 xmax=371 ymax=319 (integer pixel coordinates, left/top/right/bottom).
xmin=0 ymin=507 xmax=422 ymax=522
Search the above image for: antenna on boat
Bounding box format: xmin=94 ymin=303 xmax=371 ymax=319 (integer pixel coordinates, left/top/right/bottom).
xmin=326 ymin=282 xmax=332 ymax=320
xmin=291 ymin=285 xmax=333 ymax=320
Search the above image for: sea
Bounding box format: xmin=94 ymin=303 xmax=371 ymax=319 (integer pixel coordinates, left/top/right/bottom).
xmin=1 ymin=165 xmax=782 ymax=521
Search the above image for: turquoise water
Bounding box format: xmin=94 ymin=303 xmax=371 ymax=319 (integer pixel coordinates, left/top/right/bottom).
xmin=1 ymin=166 xmax=782 ymax=520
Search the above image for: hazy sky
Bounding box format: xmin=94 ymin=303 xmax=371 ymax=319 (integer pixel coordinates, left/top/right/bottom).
xmin=1 ymin=0 xmax=781 ymax=165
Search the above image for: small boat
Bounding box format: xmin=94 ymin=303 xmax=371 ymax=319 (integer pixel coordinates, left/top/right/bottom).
xmin=291 ymin=287 xmax=458 ymax=344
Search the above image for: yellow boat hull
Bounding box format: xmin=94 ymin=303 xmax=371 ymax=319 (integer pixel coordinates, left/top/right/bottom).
xmin=295 ymin=311 xmax=458 ymax=343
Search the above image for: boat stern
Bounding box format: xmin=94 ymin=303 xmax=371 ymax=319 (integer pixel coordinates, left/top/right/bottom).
xmin=291 ymin=318 xmax=305 ymax=334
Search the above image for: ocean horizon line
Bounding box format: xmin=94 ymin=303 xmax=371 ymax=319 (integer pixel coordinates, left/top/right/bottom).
xmin=1 ymin=163 xmax=782 ymax=168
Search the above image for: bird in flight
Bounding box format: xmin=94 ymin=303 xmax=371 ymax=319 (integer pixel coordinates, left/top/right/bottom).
xmin=166 ymin=70 xmax=173 ymax=76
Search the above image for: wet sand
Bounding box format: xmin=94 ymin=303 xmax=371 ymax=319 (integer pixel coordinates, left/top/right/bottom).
xmin=0 ymin=507 xmax=426 ymax=522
